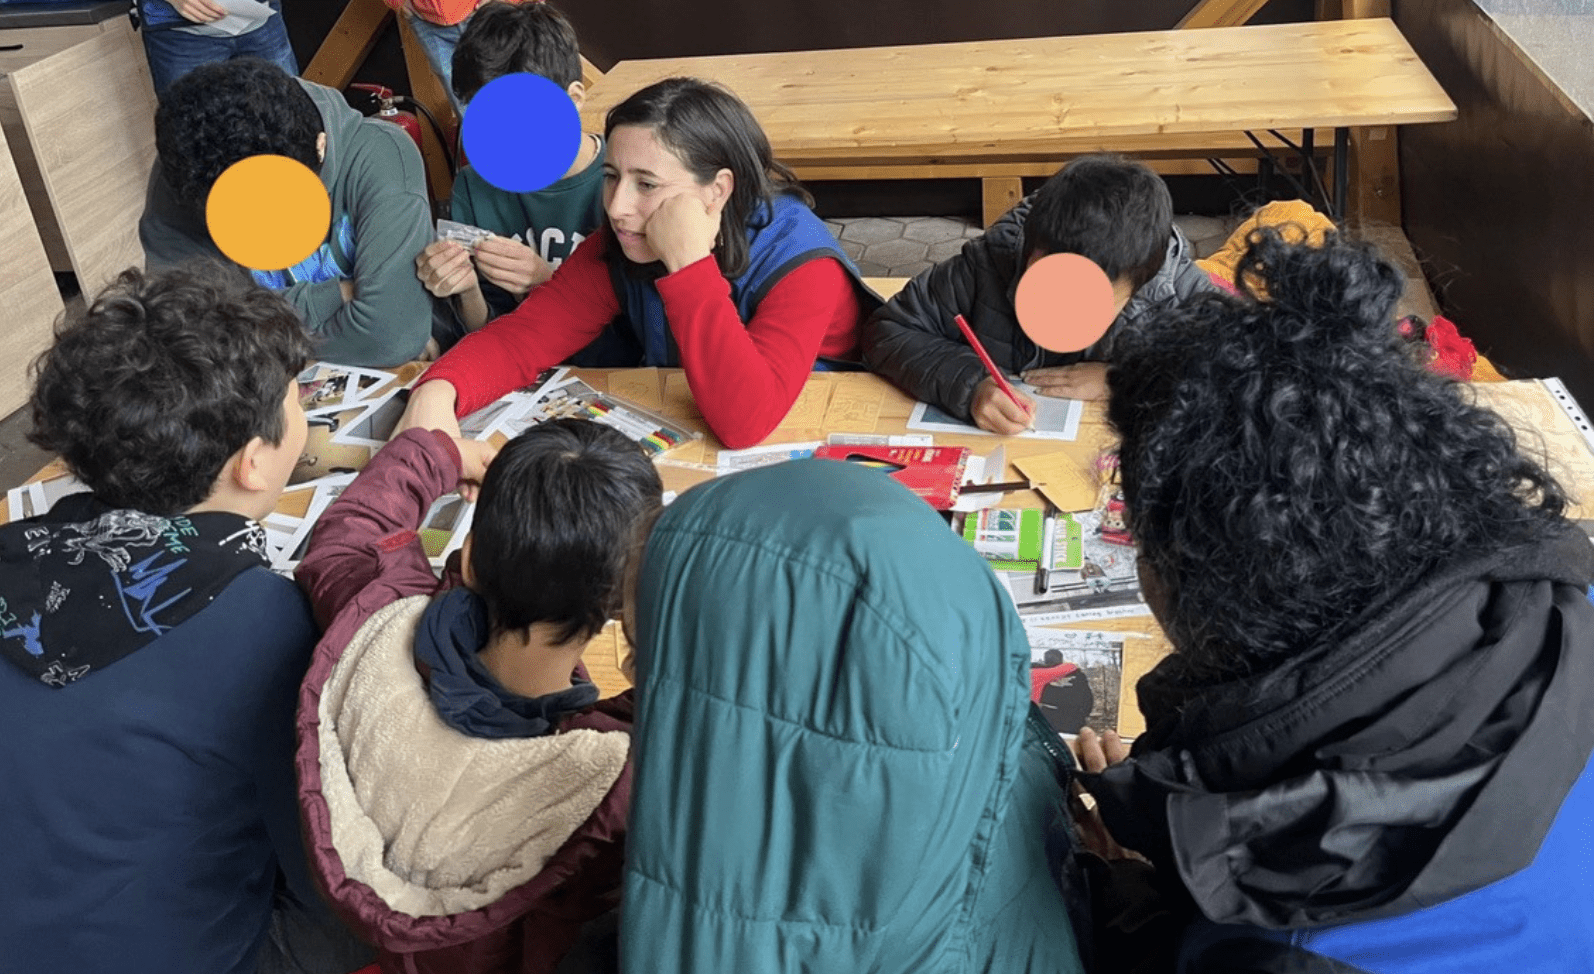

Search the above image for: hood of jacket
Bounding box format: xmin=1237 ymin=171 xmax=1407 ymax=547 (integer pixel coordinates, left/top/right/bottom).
xmin=299 ymin=78 xmax=366 ymax=215
xmin=1091 ymin=523 xmax=1594 ymax=930
xmin=0 ymin=493 xmax=268 ymax=686
xmin=411 ymin=587 xmax=600 ymax=739
xmin=141 ymin=78 xmax=382 ymax=270
xmin=302 ymin=594 xmax=629 ymax=950
xmin=620 ymin=459 xmax=1083 ymax=972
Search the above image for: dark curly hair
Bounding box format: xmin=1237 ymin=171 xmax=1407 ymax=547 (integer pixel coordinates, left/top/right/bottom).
xmin=1108 ymin=229 xmax=1567 ymax=677
xmin=451 ymin=0 xmax=582 ymax=104
xmin=470 ymin=418 xmax=664 ymax=644
xmin=29 ymin=262 xmax=312 ymax=516
xmin=604 ymin=77 xmax=812 ymax=279
xmin=1023 ymin=154 xmax=1173 ymax=290
xmin=154 ymin=57 xmax=322 ymax=212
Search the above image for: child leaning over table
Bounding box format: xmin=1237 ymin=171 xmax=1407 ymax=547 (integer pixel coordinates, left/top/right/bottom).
xmin=861 ymin=153 xmax=1220 ymax=434
xmin=294 ymin=417 xmax=663 ymax=974
xmin=0 ymin=263 xmax=370 ymax=974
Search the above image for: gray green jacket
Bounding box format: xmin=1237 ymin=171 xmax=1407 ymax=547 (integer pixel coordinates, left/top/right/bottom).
xmin=139 ymin=79 xmax=439 ymax=367
xmin=623 ymin=459 xmax=1087 ymax=972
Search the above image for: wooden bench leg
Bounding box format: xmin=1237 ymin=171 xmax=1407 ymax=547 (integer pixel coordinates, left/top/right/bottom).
xmin=1319 ymin=0 xmax=1402 ymax=227
xmin=1347 ymin=125 xmax=1401 ymax=227
xmin=982 ymin=176 xmax=1023 ymax=227
xmin=397 ymin=13 xmax=460 ymax=206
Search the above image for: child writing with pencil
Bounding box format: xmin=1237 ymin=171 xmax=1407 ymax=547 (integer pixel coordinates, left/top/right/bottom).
xmin=862 ymin=154 xmax=1219 ymax=434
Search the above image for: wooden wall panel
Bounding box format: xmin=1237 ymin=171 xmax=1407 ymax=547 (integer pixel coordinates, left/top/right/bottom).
xmin=1398 ymin=0 xmax=1594 ymax=404
xmin=0 ymin=120 xmax=65 ymax=418
xmin=8 ymin=17 xmax=156 ymax=296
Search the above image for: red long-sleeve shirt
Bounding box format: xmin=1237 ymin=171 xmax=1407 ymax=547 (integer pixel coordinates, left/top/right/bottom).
xmin=420 ymin=229 xmax=862 ymax=449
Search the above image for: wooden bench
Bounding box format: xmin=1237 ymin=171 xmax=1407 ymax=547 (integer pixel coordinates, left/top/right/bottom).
xmin=582 ymin=19 xmax=1456 ymax=226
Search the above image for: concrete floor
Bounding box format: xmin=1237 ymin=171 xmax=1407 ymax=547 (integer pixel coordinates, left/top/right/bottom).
xmin=0 ymin=213 xmax=1237 ymax=497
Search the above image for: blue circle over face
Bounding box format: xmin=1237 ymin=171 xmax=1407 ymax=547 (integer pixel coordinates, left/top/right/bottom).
xmin=461 ymin=73 xmax=583 ymax=194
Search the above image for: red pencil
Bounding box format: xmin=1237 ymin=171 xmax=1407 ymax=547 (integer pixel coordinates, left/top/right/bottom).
xmin=954 ymin=314 xmax=1030 ymax=414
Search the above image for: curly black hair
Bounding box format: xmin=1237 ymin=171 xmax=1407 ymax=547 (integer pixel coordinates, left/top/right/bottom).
xmin=451 ymin=0 xmax=582 ymax=104
xmin=1108 ymin=228 xmax=1567 ymax=677
xmin=28 ymin=262 xmax=312 ymax=516
xmin=154 ymin=57 xmax=322 ymax=212
xmin=1022 ymin=154 xmax=1173 ymax=290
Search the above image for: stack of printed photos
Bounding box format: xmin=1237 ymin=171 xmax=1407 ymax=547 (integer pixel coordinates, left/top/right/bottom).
xmin=10 ymin=365 xmax=702 ymax=579
xmin=269 ymin=364 xmax=415 ymax=576
xmin=455 ymin=368 xmax=703 ymax=456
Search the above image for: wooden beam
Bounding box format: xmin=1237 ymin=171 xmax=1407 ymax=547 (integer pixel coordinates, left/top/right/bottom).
xmin=397 ymin=11 xmax=458 ymax=205
xmin=303 ymin=0 xmax=392 ymax=90
xmin=580 ymin=54 xmax=603 ymax=91
xmin=1178 ymin=0 xmax=1274 ymax=29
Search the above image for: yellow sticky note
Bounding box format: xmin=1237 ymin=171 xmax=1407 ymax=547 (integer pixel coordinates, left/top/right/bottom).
xmin=607 ymin=368 xmax=663 ymax=411
xmin=776 ymin=378 xmax=832 ymax=431
xmin=823 ymin=383 xmax=884 ymax=433
xmin=662 ymin=372 xmax=701 ymax=419
xmin=1013 ymin=452 xmax=1100 ymax=513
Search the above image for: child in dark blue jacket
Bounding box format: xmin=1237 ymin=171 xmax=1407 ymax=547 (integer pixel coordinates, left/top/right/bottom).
xmin=0 ymin=264 xmax=368 ymax=974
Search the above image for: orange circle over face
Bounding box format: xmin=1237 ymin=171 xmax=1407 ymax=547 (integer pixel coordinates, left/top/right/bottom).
xmin=205 ymin=155 xmax=330 ymax=272
xmin=1015 ymin=253 xmax=1117 ymax=353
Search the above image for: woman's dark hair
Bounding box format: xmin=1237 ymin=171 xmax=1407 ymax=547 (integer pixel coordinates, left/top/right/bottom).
xmin=604 ymin=77 xmax=812 ymax=278
xmin=155 ymin=57 xmax=322 ymax=211
xmin=451 ymin=0 xmax=582 ymax=104
xmin=1108 ymin=229 xmax=1566 ymax=677
xmin=29 ymin=262 xmax=312 ymax=515
xmin=1023 ymin=154 xmax=1173 ymax=291
xmin=469 ymin=419 xmax=664 ymax=644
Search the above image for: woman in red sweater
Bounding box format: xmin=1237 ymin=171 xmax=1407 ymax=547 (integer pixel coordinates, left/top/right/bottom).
xmin=406 ymin=77 xmax=876 ymax=448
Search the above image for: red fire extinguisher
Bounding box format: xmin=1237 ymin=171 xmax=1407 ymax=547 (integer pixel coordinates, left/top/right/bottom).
xmin=348 ymin=83 xmax=424 ymax=153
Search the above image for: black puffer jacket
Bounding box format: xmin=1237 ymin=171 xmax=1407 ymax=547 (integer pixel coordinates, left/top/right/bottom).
xmin=1087 ymin=523 xmax=1594 ymax=967
xmin=860 ymin=196 xmax=1218 ymax=420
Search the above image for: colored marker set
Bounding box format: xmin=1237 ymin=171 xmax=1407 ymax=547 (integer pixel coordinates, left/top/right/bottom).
xmin=573 ymin=394 xmax=697 ymax=457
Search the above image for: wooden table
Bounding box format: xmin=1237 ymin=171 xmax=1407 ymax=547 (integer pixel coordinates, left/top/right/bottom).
xmin=581 ymin=18 xmax=1457 ymax=225
xmin=572 ymin=366 xmax=1168 ymax=734
xmin=14 ymin=370 xmax=1592 ymax=738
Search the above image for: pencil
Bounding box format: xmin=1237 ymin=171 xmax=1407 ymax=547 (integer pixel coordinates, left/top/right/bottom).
xmin=954 ymin=314 xmax=1030 ymax=415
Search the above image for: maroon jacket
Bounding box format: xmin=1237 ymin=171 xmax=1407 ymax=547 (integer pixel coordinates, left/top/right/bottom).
xmin=294 ymin=428 xmax=633 ymax=974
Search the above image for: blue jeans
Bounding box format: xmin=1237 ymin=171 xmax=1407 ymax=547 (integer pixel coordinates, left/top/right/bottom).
xmin=140 ymin=2 xmax=299 ymax=96
xmin=403 ymin=11 xmax=470 ymax=116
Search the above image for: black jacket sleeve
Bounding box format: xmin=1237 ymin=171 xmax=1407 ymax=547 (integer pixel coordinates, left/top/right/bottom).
xmin=860 ymin=250 xmax=992 ymax=421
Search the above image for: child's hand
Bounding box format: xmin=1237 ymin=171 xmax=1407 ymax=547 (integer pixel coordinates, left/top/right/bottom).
xmin=1074 ymin=725 xmax=1129 ymax=773
xmin=415 ymin=241 xmax=480 ymax=299
xmin=450 ymin=438 xmax=498 ymax=502
xmin=473 ymin=235 xmax=552 ymax=298
xmin=1022 ymin=362 xmax=1109 ymax=402
xmin=645 ymin=193 xmax=723 ymax=273
xmin=970 ymin=378 xmax=1034 ymax=435
xmin=172 ymin=0 xmax=227 ymax=22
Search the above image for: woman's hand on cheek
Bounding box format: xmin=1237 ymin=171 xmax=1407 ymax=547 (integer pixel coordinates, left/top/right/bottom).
xmin=645 ymin=193 xmax=722 ymax=274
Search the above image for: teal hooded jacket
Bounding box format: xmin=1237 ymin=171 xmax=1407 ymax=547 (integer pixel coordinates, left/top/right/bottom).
xmin=623 ymin=459 xmax=1087 ymax=972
